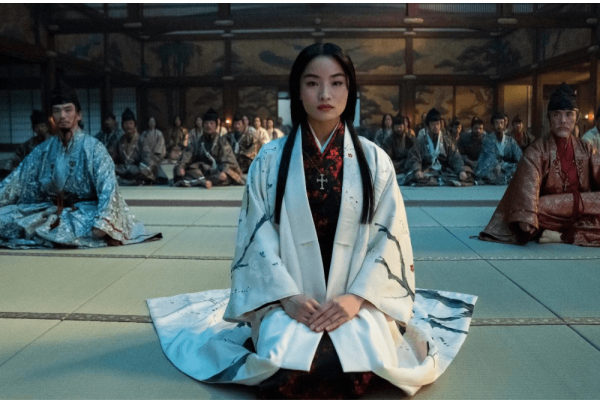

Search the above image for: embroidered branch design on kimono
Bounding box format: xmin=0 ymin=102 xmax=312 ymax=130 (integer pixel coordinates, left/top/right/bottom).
xmin=416 ymin=289 xmax=475 ymax=316
xmin=230 ymin=212 xmax=273 ymax=276
xmin=375 ymin=223 xmax=415 ymax=300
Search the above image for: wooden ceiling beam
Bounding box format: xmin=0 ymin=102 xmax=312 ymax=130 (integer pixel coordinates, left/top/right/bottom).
xmin=49 ymin=5 xmax=593 ymax=37
xmin=0 ymin=37 xmax=48 ymax=62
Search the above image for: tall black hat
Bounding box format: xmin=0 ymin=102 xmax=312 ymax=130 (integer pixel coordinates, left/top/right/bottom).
xmin=30 ymin=110 xmax=46 ymax=126
xmin=547 ymin=83 xmax=578 ymax=112
xmin=51 ymin=79 xmax=81 ymax=111
xmin=491 ymin=112 xmax=506 ymax=124
xmin=392 ymin=115 xmax=404 ymax=126
xmin=121 ymin=107 xmax=136 ymax=123
xmin=203 ymin=108 xmax=219 ymax=122
xmin=425 ymin=108 xmax=441 ymax=125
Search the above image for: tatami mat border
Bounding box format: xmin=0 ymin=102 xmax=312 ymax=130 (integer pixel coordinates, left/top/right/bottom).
xmin=2 ymin=312 xmax=599 ymax=326
xmin=125 ymin=199 xmax=499 ymax=208
xmin=2 ymin=252 xmax=600 ymax=261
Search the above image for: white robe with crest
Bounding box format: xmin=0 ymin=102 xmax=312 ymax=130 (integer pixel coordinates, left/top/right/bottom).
xmin=148 ymin=125 xmax=477 ymax=396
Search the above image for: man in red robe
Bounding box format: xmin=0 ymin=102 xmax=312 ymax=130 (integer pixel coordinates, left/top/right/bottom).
xmin=480 ymin=83 xmax=600 ymax=246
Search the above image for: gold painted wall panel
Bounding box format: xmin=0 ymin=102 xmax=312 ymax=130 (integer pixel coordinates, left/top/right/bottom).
xmin=501 ymin=29 xmax=534 ymax=73
xmin=455 ymin=86 xmax=493 ymax=129
xmin=147 ymin=89 xmax=171 ymax=134
xmin=185 ymin=87 xmax=224 ymax=128
xmin=238 ymin=86 xmax=278 ymax=120
xmin=108 ymin=34 xmax=141 ymax=75
xmin=360 ymin=86 xmax=399 ymax=127
xmin=332 ymin=39 xmax=406 ymax=74
xmin=232 ymin=39 xmax=313 ymax=76
xmin=541 ymin=29 xmax=591 ymax=60
xmin=414 ymin=39 xmax=497 ymax=75
xmin=415 ymin=86 xmax=453 ymax=123
xmin=55 ymin=34 xmax=103 ymax=62
xmin=144 ymin=41 xmax=223 ymax=78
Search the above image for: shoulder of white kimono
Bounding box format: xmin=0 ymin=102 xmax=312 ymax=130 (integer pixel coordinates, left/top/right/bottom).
xmin=253 ymin=135 xmax=287 ymax=165
xmin=357 ymin=136 xmax=396 ymax=196
xmin=358 ymin=135 xmax=394 ymax=172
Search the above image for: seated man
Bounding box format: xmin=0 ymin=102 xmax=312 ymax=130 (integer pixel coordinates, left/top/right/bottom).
xmin=0 ymin=110 xmax=52 ymax=180
xmin=582 ymin=106 xmax=600 ymax=150
xmin=405 ymin=108 xmax=471 ymax=186
xmin=475 ymin=112 xmax=522 ymax=185
xmin=0 ymin=80 xmax=160 ymax=249
xmin=508 ymin=114 xmax=535 ymax=150
xmin=224 ymin=114 xmax=258 ymax=174
xmin=446 ymin=117 xmax=462 ymax=143
xmin=382 ymin=115 xmax=415 ymax=186
xmin=253 ymin=116 xmax=270 ymax=153
xmin=174 ymin=108 xmax=245 ymax=188
xmin=94 ymin=112 xmax=122 ymax=150
xmin=110 ymin=109 xmax=168 ymax=186
xmin=457 ymin=117 xmax=485 ymax=171
xmin=480 ymin=83 xmax=600 ymax=246
xmin=140 ymin=116 xmax=169 ymax=184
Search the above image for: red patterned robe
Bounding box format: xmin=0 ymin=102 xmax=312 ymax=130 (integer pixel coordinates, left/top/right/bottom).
xmin=480 ymin=134 xmax=600 ymax=246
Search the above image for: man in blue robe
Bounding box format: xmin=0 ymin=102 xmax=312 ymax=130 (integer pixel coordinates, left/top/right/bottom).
xmin=0 ymin=80 xmax=160 ymax=249
xmin=475 ymin=112 xmax=522 ymax=185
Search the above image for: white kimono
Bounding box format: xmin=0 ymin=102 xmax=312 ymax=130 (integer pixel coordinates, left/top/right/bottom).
xmin=148 ymin=125 xmax=477 ymax=396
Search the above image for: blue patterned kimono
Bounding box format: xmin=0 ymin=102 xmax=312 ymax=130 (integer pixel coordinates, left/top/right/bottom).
xmin=0 ymin=130 xmax=161 ymax=249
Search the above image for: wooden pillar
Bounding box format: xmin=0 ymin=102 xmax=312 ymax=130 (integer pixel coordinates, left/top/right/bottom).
xmin=591 ymin=53 xmax=599 ymax=115
xmin=494 ymin=84 xmax=505 ymax=113
xmin=403 ymin=33 xmax=416 ymax=125
xmin=101 ymin=32 xmax=112 ymax=117
xmin=222 ymin=36 xmax=236 ymax=121
xmin=530 ymin=28 xmax=543 ymax=138
xmin=401 ymin=79 xmax=416 ymax=128
xmin=42 ymin=33 xmax=56 ymax=116
xmin=592 ymin=6 xmax=600 ymax=113
xmin=531 ymin=71 xmax=543 ymax=138
xmin=138 ymin=42 xmax=147 ymax=127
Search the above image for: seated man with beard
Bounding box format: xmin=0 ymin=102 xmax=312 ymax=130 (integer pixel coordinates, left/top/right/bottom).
xmin=110 ymin=108 xmax=168 ymax=186
xmin=0 ymin=80 xmax=160 ymax=249
xmin=405 ymin=108 xmax=471 ymax=186
xmin=474 ymin=112 xmax=522 ymax=185
xmin=381 ymin=115 xmax=415 ymax=186
xmin=224 ymin=114 xmax=258 ymax=174
xmin=480 ymin=83 xmax=600 ymax=246
xmin=174 ymin=108 xmax=245 ymax=188
xmin=457 ymin=117 xmax=485 ymax=171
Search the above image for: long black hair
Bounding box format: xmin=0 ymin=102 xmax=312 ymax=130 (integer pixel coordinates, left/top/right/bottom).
xmin=381 ymin=114 xmax=393 ymax=130
xmin=274 ymin=43 xmax=374 ymax=225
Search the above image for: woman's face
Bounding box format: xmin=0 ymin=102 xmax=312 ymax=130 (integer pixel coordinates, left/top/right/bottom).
xmin=175 ymin=117 xmax=181 ymax=127
xmin=148 ymin=117 xmax=156 ymax=129
xmin=384 ymin=115 xmax=392 ymax=128
xmin=300 ymin=56 xmax=348 ymax=126
xmin=267 ymin=119 xmax=274 ymax=129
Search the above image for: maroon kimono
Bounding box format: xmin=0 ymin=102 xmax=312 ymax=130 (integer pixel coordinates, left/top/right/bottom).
xmin=480 ymin=134 xmax=600 ymax=246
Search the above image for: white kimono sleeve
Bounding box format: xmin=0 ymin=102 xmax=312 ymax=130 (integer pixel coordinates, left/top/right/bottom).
xmin=224 ymin=146 xmax=301 ymax=322
xmin=347 ymin=152 xmax=416 ymax=325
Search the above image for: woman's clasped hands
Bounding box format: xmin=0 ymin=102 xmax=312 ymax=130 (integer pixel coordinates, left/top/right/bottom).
xmin=280 ymin=294 xmax=364 ymax=333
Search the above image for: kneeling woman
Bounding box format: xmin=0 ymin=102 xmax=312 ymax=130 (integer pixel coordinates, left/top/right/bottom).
xmin=148 ymin=43 xmax=476 ymax=398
